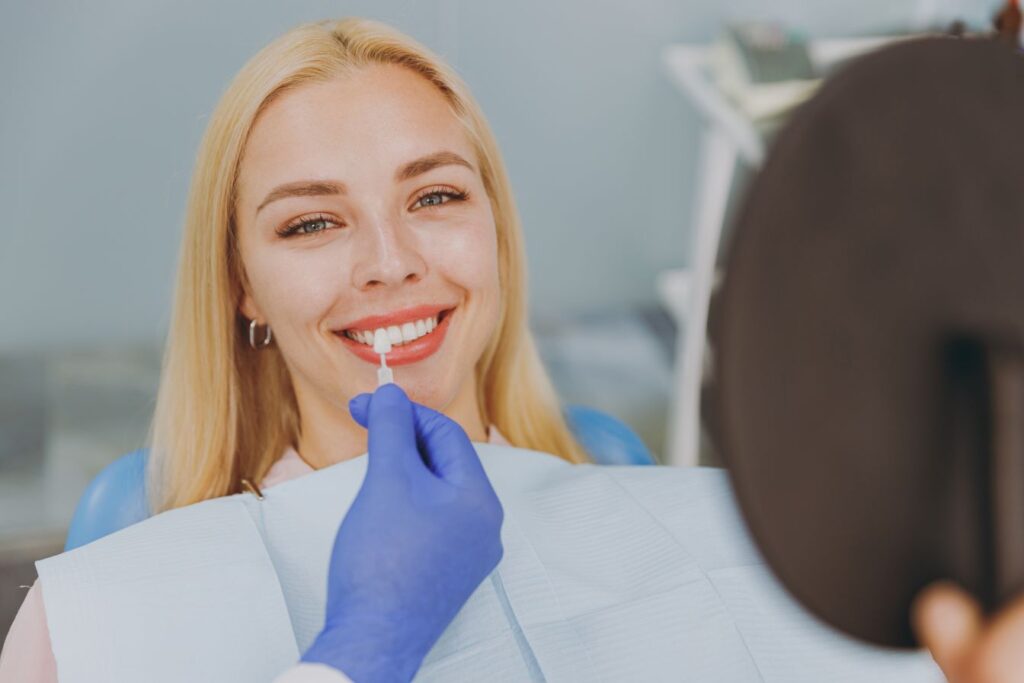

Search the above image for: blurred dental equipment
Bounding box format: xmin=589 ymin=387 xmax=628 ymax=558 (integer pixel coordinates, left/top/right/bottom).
xmin=373 ymin=329 xmax=394 ymax=387
xmin=659 ymin=28 xmax=914 ymax=467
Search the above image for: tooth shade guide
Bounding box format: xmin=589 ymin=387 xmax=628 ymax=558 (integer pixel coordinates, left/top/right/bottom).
xmin=374 ymin=328 xmax=393 ymax=387
xmin=373 ymin=329 xmax=392 ymax=354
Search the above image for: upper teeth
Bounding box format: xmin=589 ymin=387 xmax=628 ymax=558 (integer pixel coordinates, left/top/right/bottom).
xmin=344 ymin=315 xmax=440 ymax=346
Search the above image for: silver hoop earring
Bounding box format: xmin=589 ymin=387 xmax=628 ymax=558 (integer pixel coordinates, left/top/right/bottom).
xmin=249 ymin=319 xmax=272 ymax=349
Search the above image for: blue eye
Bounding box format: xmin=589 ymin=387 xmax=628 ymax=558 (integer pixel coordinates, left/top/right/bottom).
xmin=278 ymin=214 xmax=341 ymax=238
xmin=297 ymin=219 xmax=329 ymax=233
xmin=419 ymin=193 xmax=446 ymax=207
xmin=414 ymin=187 xmax=468 ymax=210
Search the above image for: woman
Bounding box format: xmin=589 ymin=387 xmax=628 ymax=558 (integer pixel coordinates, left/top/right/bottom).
xmin=0 ymin=17 xmax=587 ymax=681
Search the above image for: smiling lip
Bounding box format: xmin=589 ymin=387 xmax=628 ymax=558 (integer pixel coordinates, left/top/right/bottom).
xmin=334 ymin=304 xmax=455 ymax=367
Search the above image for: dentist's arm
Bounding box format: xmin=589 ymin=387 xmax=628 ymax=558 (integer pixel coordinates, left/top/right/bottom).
xmin=275 ymin=384 xmax=504 ymax=683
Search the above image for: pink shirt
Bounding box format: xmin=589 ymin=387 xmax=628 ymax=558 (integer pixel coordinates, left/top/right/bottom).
xmin=0 ymin=429 xmax=508 ymax=683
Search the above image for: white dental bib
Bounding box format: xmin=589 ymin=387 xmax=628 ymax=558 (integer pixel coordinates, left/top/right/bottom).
xmin=37 ymin=445 xmax=939 ymax=682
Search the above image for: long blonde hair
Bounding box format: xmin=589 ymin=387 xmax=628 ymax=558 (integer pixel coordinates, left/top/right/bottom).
xmin=147 ymin=18 xmax=588 ymax=513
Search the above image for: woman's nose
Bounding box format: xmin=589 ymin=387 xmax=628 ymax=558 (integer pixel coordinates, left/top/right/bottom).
xmin=350 ymin=216 xmax=427 ymax=290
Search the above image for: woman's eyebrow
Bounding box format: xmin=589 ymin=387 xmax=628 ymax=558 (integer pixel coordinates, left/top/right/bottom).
xmin=256 ymin=180 xmax=347 ymax=215
xmin=396 ymin=151 xmax=474 ymax=182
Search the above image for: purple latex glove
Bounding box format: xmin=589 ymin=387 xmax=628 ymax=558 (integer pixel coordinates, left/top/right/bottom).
xmin=301 ymin=384 xmax=504 ymax=683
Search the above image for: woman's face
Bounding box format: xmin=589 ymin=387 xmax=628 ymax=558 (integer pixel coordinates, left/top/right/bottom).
xmin=235 ymin=64 xmax=500 ymax=422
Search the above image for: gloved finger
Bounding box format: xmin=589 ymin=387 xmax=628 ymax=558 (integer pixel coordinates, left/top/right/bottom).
xmin=407 ymin=404 xmax=489 ymax=487
xmin=349 ymin=393 xmax=372 ymax=426
xmin=364 ymin=384 xmax=422 ymax=476
xmin=351 ymin=395 xmax=487 ymax=487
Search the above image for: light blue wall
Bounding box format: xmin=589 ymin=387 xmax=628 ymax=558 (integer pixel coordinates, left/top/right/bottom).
xmin=0 ymin=0 xmax=994 ymax=352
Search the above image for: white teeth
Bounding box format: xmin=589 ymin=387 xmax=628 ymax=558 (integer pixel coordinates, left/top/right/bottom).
xmin=344 ymin=313 xmax=444 ymax=347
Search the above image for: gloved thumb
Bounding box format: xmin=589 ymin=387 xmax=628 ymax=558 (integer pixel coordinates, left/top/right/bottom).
xmin=361 ymin=384 xmax=421 ymax=476
xmin=350 ymin=392 xmax=489 ymax=488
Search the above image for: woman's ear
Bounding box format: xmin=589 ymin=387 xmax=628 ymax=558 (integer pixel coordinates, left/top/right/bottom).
xmin=239 ymin=291 xmax=265 ymax=323
xmin=236 ymin=263 xmax=266 ymax=322
xmin=234 ymin=250 xmax=270 ymax=323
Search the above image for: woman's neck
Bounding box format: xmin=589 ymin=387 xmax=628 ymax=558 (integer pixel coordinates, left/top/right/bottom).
xmin=294 ymin=379 xmax=488 ymax=470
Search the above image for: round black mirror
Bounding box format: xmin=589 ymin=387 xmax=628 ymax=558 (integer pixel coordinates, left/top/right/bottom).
xmin=712 ymin=37 xmax=1024 ymax=648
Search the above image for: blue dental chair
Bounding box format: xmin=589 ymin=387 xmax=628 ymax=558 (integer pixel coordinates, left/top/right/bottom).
xmin=64 ymin=405 xmax=655 ymax=552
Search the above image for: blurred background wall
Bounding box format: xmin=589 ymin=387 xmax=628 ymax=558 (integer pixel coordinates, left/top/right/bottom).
xmin=0 ymin=0 xmax=994 ymax=353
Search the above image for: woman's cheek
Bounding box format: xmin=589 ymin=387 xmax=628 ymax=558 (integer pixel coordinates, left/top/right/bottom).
xmin=257 ymin=251 xmax=346 ymax=330
xmin=438 ymin=217 xmax=499 ymax=289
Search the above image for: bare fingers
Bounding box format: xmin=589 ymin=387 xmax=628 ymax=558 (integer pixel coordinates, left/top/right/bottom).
xmin=912 ymin=581 xmax=983 ymax=681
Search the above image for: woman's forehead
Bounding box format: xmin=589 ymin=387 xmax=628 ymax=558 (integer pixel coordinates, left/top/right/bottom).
xmin=238 ymin=64 xmax=476 ymax=204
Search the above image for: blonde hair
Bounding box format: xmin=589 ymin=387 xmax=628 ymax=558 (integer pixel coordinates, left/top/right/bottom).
xmin=147 ymin=18 xmax=588 ymax=513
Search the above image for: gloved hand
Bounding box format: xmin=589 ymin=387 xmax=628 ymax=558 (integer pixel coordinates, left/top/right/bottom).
xmin=301 ymin=384 xmax=504 ymax=683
